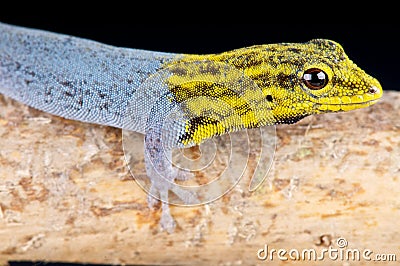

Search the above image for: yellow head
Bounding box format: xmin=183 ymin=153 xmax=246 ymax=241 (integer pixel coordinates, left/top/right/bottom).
xmin=230 ymin=39 xmax=383 ymax=124
xmin=166 ymin=39 xmax=383 ymax=146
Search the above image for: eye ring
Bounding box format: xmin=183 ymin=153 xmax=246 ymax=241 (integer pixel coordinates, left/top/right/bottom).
xmin=302 ymin=68 xmax=328 ymax=90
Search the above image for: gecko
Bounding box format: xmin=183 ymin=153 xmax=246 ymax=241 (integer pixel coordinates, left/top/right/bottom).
xmin=0 ymin=22 xmax=383 ymax=232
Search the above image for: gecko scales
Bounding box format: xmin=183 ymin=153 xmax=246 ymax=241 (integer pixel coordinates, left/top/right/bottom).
xmin=0 ymin=23 xmax=383 ymax=232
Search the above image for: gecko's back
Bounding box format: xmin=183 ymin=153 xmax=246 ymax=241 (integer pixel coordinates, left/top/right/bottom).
xmin=0 ymin=22 xmax=178 ymax=131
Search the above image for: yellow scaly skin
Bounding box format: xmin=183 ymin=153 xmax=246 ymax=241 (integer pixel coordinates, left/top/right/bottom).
xmin=164 ymin=39 xmax=382 ymax=146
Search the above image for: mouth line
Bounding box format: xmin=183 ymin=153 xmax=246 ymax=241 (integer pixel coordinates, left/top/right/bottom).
xmin=318 ymin=99 xmax=379 ymax=106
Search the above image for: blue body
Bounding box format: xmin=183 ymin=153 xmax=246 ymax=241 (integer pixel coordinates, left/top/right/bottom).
xmin=0 ymin=22 xmax=178 ymax=130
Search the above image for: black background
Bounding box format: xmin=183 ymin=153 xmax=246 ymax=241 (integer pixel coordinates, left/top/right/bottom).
xmin=1 ymin=20 xmax=398 ymax=91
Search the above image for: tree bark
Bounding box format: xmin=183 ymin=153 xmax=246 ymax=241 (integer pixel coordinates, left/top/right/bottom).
xmin=1 ymin=91 xmax=399 ymax=265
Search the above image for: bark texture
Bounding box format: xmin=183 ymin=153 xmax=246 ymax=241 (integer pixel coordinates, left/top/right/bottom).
xmin=0 ymin=91 xmax=399 ymax=265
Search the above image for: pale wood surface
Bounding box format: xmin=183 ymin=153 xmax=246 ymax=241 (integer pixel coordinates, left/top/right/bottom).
xmin=0 ymin=91 xmax=399 ymax=265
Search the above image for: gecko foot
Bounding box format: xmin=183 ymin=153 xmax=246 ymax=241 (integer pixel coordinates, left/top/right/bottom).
xmin=144 ymin=127 xmax=200 ymax=232
xmin=146 ymin=167 xmax=200 ymax=233
xmin=160 ymin=201 xmax=176 ymax=233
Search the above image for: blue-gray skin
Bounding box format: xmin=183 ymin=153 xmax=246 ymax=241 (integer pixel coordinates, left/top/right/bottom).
xmin=0 ymin=22 xmax=195 ymax=232
xmin=0 ymin=22 xmax=176 ymax=129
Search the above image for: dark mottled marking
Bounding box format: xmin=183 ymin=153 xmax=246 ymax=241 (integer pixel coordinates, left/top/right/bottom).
xmin=44 ymin=87 xmax=52 ymax=96
xmin=99 ymin=102 xmax=109 ymax=111
xmin=170 ymin=65 xmax=188 ymax=76
xmin=231 ymin=50 xmax=268 ymax=69
xmin=287 ymin=47 xmax=301 ymax=53
xmin=276 ymin=73 xmax=298 ymax=87
xmin=198 ymin=61 xmax=223 ymax=75
xmin=24 ymin=70 xmax=36 ymax=77
xmin=171 ymin=81 xmax=237 ymax=103
xmin=179 ymin=116 xmax=220 ymax=142
xmin=274 ymin=114 xmax=307 ymax=125
xmin=60 ymin=80 xmax=74 ymax=88
xmin=171 ymin=81 xmax=255 ymax=122
xmin=64 ymin=90 xmax=74 ymax=97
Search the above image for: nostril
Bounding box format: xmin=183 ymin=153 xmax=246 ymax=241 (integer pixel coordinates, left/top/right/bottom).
xmin=368 ymin=86 xmax=379 ymax=94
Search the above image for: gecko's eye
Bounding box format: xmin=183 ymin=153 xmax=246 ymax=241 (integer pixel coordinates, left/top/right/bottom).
xmin=302 ymin=68 xmax=328 ymax=90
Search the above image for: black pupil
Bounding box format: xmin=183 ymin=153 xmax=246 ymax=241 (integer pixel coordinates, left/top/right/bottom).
xmin=303 ymin=68 xmax=328 ymax=89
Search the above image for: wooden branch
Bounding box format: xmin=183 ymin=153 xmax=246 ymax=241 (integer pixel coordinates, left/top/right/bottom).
xmin=1 ymin=91 xmax=399 ymax=265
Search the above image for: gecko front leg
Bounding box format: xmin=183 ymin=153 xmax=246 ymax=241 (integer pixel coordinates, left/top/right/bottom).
xmin=144 ymin=125 xmax=199 ymax=232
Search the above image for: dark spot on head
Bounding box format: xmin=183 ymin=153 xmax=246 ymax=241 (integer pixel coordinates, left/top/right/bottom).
xmin=266 ymin=95 xmax=273 ymax=102
xmin=276 ymin=73 xmax=297 ymax=88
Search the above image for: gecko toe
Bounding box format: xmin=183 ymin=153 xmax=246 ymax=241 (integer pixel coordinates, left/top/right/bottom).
xmin=160 ymin=210 xmax=176 ymax=233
